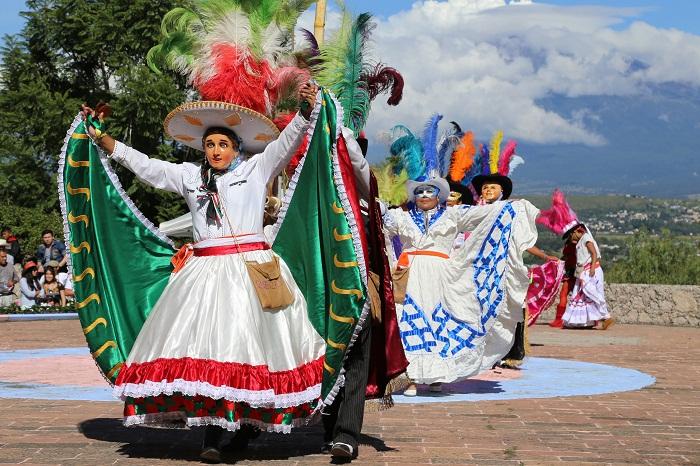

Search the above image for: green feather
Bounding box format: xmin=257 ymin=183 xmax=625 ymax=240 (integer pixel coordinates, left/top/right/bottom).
xmin=315 ymin=11 xmax=375 ymax=137
xmin=147 ymin=31 xmax=196 ymax=75
xmin=275 ymin=0 xmax=316 ymax=32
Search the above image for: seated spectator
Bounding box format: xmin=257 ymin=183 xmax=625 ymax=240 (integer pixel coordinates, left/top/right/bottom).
xmin=47 ymin=260 xmax=74 ymax=301
xmin=0 ymin=239 xmax=14 ymax=265
xmin=1 ymin=227 xmax=23 ymax=264
xmin=0 ymin=250 xmax=19 ymax=307
xmin=35 ymin=230 xmax=67 ymax=269
xmin=20 ymin=261 xmax=41 ymax=309
xmin=41 ymin=266 xmax=66 ymax=307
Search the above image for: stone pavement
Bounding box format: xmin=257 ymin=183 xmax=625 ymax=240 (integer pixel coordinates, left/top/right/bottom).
xmin=1 ymin=320 xmax=698 ymax=465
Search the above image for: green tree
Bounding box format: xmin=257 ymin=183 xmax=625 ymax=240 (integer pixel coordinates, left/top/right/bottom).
xmin=606 ymin=229 xmax=700 ymax=285
xmin=0 ymin=0 xmax=189 ymax=225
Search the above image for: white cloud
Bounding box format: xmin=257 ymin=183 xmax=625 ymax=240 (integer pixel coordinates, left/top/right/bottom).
xmin=329 ymin=0 xmax=700 ymax=150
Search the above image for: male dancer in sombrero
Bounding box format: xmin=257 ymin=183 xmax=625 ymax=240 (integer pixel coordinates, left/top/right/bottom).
xmin=62 ymin=2 xmax=377 ymax=463
xmin=83 ymin=83 xmax=322 ymax=462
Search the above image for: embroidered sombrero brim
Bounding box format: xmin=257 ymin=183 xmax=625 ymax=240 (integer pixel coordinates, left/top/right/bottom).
xmin=164 ymin=101 xmax=280 ymax=154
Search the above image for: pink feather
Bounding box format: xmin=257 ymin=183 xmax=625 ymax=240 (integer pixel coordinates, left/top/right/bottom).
xmin=498 ymin=140 xmax=517 ymax=175
xmin=536 ymin=189 xmax=580 ymax=236
xmin=269 ymin=66 xmax=311 ymax=108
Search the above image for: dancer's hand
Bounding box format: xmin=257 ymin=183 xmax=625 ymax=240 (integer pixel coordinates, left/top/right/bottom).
xmin=299 ymin=82 xmax=318 ymax=119
xmin=80 ymin=102 xmax=116 ymax=154
xmin=546 ymin=255 xmax=559 ymax=262
xmin=589 ymin=267 xmax=595 ymax=277
xmin=80 ymin=102 xmax=112 ymax=137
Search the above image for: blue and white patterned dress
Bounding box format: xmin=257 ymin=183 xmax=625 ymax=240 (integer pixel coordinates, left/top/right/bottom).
xmin=384 ymin=200 xmax=539 ymax=384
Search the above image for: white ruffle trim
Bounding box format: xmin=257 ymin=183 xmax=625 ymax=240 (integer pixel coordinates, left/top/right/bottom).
xmin=57 ymin=114 xmax=116 ymax=388
xmin=123 ymin=412 xmax=314 ymax=434
xmin=57 ymin=113 xmax=84 ymax=277
xmin=114 ymin=379 xmax=322 ymax=409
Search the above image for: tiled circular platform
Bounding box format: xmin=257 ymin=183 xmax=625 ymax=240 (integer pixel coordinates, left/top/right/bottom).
xmin=0 ymin=347 xmax=654 ymax=402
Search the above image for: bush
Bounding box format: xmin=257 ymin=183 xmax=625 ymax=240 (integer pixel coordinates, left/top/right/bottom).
xmin=0 ymin=203 xmax=64 ymax=258
xmin=0 ymin=303 xmax=76 ymax=314
xmin=606 ymin=229 xmax=700 ymax=285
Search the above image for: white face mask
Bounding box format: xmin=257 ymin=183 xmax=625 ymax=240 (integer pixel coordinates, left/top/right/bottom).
xmin=414 ymin=185 xmax=439 ymax=199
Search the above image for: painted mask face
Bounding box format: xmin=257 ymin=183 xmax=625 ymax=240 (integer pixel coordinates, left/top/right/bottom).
xmin=414 ymin=185 xmax=439 ymax=199
xmin=204 ymin=134 xmax=239 ymax=171
xmin=447 ymin=191 xmax=462 ymax=207
xmin=481 ymin=183 xmax=503 ymax=203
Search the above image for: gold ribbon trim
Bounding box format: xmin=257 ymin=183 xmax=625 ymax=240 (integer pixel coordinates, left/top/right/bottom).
xmin=331 ymin=281 xmax=363 ymax=300
xmin=83 ymin=317 xmax=107 ymax=335
xmin=326 ymin=338 xmax=347 ymax=351
xmin=67 ymin=183 xmax=91 ymax=202
xmin=91 ymin=340 xmax=117 ymax=359
xmin=329 ymin=304 xmax=356 ymax=325
xmin=76 ymin=293 xmax=101 ymax=309
xmin=71 ymin=133 xmax=89 ymax=139
xmin=333 ymin=228 xmax=353 ymax=242
xmin=73 ymin=267 xmax=95 ymax=282
xmin=68 ymin=212 xmax=89 ymax=228
xmin=331 ymin=201 xmax=344 ymax=214
xmin=67 ymin=155 xmax=90 ymax=167
xmin=333 ymin=254 xmax=358 ymax=268
xmin=323 ymin=361 xmax=336 ymax=374
xmin=106 ymin=362 xmax=124 ymax=380
xmin=70 ymin=241 xmax=92 ymax=254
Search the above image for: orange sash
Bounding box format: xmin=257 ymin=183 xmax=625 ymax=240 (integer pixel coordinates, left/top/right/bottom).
xmin=397 ymin=250 xmax=449 ymax=268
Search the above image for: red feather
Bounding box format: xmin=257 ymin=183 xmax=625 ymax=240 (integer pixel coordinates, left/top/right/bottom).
xmin=195 ymin=44 xmax=273 ymax=115
xmin=362 ymin=64 xmax=404 ymax=106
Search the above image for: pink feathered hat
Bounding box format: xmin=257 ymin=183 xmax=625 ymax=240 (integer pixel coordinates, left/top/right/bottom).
xmin=536 ymin=189 xmax=584 ymax=238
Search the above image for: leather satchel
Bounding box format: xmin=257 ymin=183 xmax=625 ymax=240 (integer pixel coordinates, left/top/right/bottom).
xmin=245 ymin=256 xmax=295 ymax=310
xmin=391 ymin=266 xmax=410 ymax=305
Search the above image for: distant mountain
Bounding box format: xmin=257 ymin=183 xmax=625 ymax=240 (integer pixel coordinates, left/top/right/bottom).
xmin=512 ymin=83 xmax=700 ymax=198
xmin=367 ymin=83 xmax=700 ymax=199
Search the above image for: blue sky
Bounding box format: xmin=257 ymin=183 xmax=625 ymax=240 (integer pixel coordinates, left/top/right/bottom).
xmin=1 ymin=0 xmax=698 ymax=196
xmin=1 ymin=1 xmax=700 ymax=38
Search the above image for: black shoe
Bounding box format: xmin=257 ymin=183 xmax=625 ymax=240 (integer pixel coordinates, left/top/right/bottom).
xmin=199 ymin=446 xmax=222 ymax=463
xmin=200 ymin=425 xmax=223 ymax=463
xmin=221 ymin=425 xmax=258 ymax=452
xmin=331 ymin=441 xmax=357 ymax=461
xmin=321 ymin=441 xmax=334 ymax=454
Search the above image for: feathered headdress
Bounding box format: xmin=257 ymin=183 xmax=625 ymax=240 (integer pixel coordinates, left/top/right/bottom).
xmin=470 ymin=130 xmax=524 ymax=200
xmin=536 ymin=189 xmax=583 ymax=238
xmin=379 ymin=114 xmax=450 ymax=204
xmin=307 ymin=9 xmax=404 ymax=137
xmin=147 ymin=0 xmax=315 ymax=152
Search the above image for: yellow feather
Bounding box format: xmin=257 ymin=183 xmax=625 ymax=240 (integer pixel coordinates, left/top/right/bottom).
xmin=489 ymin=130 xmax=503 ymax=175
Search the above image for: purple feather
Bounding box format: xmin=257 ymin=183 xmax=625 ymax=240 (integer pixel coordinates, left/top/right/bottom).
xmin=481 ymin=144 xmax=490 ymax=175
xmin=299 ymin=28 xmax=320 ymax=57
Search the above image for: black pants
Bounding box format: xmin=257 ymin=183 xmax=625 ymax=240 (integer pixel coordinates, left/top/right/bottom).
xmin=503 ymin=309 xmax=526 ymax=362
xmin=322 ymin=322 xmax=372 ymax=448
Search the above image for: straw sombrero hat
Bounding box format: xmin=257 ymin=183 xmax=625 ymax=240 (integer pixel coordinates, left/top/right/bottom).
xmin=164 ymin=101 xmax=280 ymax=154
